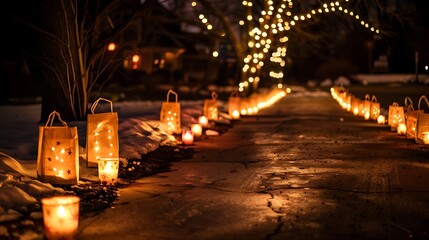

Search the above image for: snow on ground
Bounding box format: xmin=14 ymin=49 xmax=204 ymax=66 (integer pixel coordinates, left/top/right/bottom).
xmin=352 ymin=73 xmax=429 ymax=85
xmin=1 ymin=74 xmax=426 ymax=218
xmin=0 ymin=97 xmax=204 ymax=214
xmin=309 ymin=74 xmax=429 ymax=87
xmin=0 ymin=86 xmax=290 ymax=216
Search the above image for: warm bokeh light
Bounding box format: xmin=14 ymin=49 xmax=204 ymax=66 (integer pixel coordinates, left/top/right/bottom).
xmin=107 ymin=43 xmax=116 ymax=51
xmin=198 ymin=116 xmax=209 ymax=128
xmin=377 ymin=114 xmax=385 ymax=125
xmin=196 ymin=0 xmax=381 ymax=93
xmin=182 ymin=130 xmax=194 ymax=145
xmin=423 ymin=132 xmax=429 ymax=144
xmin=191 ymin=124 xmax=203 ymax=137
xmin=132 ymin=55 xmax=140 ymax=63
xmin=397 ymin=123 xmax=407 ymax=135
xmin=364 ymin=112 xmax=370 ymax=120
xmin=232 ymin=110 xmax=240 ymax=119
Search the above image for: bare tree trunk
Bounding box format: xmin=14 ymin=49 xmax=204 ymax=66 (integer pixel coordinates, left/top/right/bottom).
xmin=39 ymin=0 xmax=86 ymax=122
xmin=37 ymin=0 xmax=155 ymax=122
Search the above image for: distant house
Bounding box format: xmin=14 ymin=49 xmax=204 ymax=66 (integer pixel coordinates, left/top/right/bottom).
xmin=110 ymin=0 xmax=221 ymax=86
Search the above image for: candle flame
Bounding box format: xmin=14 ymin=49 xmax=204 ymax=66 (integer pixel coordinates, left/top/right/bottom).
xmin=57 ymin=205 xmax=67 ymax=218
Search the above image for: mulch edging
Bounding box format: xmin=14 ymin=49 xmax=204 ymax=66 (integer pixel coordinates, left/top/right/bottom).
xmin=0 ymin=145 xmax=195 ymax=239
xmin=1 ymin=121 xmax=232 ymax=239
xmin=50 ymin=145 xmax=195 ymax=216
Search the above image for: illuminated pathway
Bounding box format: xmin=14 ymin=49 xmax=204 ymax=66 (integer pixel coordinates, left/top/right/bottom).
xmin=79 ymin=88 xmax=429 ymax=239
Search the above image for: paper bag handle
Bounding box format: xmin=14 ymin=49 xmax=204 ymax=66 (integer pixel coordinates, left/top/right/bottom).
xmin=404 ymin=96 xmax=413 ymax=108
xmin=90 ymin=98 xmax=113 ymax=114
xmin=407 ymin=104 xmax=415 ymax=113
xmin=166 ymin=89 xmax=178 ymax=103
xmin=418 ymin=95 xmax=429 ymax=111
xmin=371 ymin=95 xmax=377 ymax=103
xmin=211 ymin=91 xmax=218 ymax=100
xmin=390 ymin=102 xmax=399 ymax=108
xmin=45 ymin=111 xmax=68 ymax=127
xmin=365 ymin=94 xmax=370 ymax=100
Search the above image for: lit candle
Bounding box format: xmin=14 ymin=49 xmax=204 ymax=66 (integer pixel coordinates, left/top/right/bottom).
xmin=377 ymin=115 xmax=385 ymax=125
xmin=423 ymin=132 xmax=429 ymax=144
xmin=232 ymin=110 xmax=240 ymax=120
xmin=182 ymin=130 xmax=194 ymax=145
xmin=191 ymin=124 xmax=203 ymax=137
xmin=397 ymin=123 xmax=407 ymax=135
xmin=98 ymin=158 xmax=119 ymax=185
xmin=364 ymin=112 xmax=370 ymax=120
xmin=41 ymin=196 xmax=80 ymax=240
xmin=198 ymin=116 xmax=209 ymax=128
xmin=353 ymin=107 xmax=359 ymax=116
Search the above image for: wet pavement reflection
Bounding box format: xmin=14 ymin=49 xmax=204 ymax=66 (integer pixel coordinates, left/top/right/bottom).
xmin=79 ymin=89 xmax=429 ymax=240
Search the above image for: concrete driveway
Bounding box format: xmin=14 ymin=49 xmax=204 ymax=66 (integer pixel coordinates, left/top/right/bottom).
xmin=78 ymin=88 xmax=429 ymax=240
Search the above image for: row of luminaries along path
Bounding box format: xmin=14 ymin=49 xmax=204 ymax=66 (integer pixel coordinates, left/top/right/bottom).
xmin=331 ymin=86 xmax=429 ymax=144
xmin=30 ymin=87 xmax=289 ymax=240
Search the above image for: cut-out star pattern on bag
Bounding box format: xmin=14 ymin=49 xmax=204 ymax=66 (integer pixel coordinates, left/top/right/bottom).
xmin=45 ymin=141 xmax=75 ymax=179
xmin=37 ymin=110 xmax=79 ymax=185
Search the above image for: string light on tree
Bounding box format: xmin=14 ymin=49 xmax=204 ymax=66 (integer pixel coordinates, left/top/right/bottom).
xmin=190 ymin=0 xmax=382 ymax=93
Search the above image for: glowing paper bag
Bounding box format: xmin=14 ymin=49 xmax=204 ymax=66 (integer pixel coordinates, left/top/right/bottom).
xmin=388 ymin=102 xmax=405 ymax=131
xmin=37 ymin=111 xmax=79 ymax=185
xmin=228 ymin=91 xmax=240 ymax=119
xmin=404 ymin=96 xmax=414 ymax=114
xmin=404 ymin=96 xmax=423 ymax=139
xmin=415 ymin=95 xmax=429 ymax=144
xmin=345 ymin=94 xmax=352 ymax=111
xmin=204 ymin=91 xmax=218 ymax=121
xmin=350 ymin=97 xmax=362 ymax=115
xmin=363 ymin=94 xmax=371 ymax=118
xmin=405 ymin=105 xmax=418 ymax=139
xmin=86 ymin=98 xmax=119 ymax=167
xmin=160 ymin=89 xmax=181 ymax=134
xmin=370 ymin=95 xmax=380 ymax=120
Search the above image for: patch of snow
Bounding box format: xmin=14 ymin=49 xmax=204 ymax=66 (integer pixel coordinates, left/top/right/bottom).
xmin=320 ymin=78 xmax=333 ymax=87
xmin=334 ymin=76 xmax=350 ymax=86
xmin=2 ymin=84 xmax=267 ymax=214
xmin=205 ymin=130 xmax=219 ymax=136
xmin=0 ymin=186 xmax=37 ymax=209
xmin=2 ymin=79 xmax=409 ymax=218
xmin=352 ymin=74 xmax=429 ymax=85
xmin=289 ymin=85 xmax=306 ymax=93
xmin=307 ymin=80 xmax=318 ymax=87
